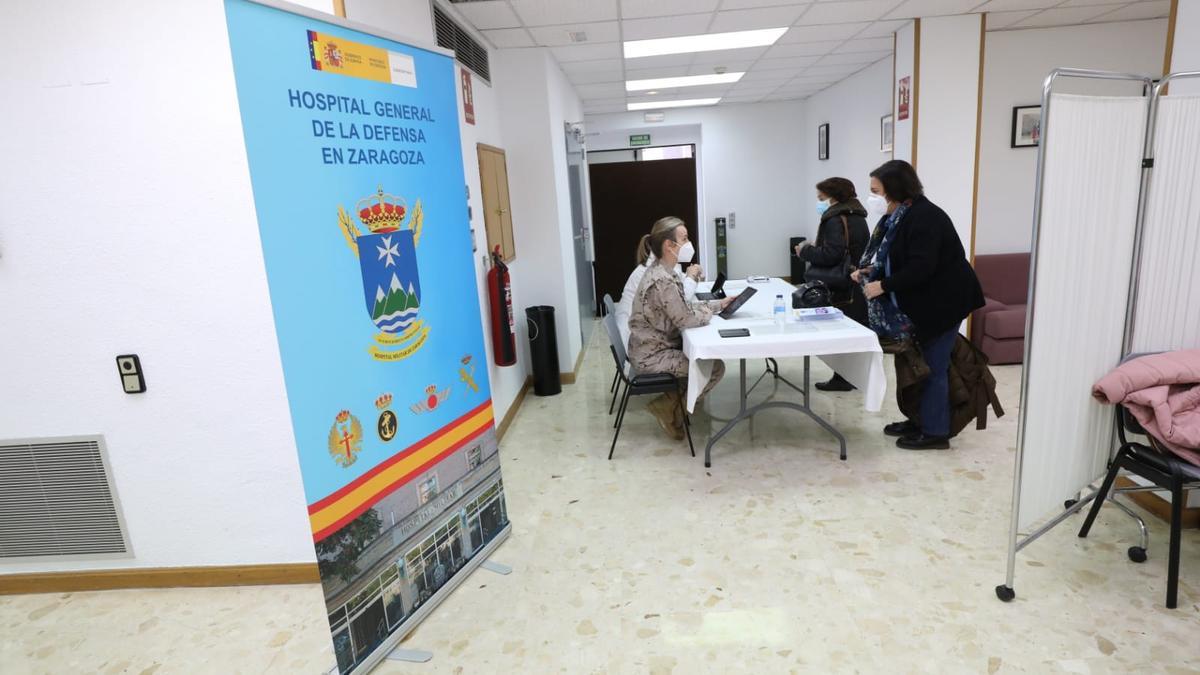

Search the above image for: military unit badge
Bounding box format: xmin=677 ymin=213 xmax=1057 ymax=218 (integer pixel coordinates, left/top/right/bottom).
xmin=458 ymin=354 xmax=479 ymax=394
xmin=327 ymin=410 xmax=364 ymax=468
xmin=376 ymin=393 xmax=398 ymax=442
xmin=337 ymin=186 xmax=430 ymax=361
xmin=410 ymin=384 xmax=451 ymax=415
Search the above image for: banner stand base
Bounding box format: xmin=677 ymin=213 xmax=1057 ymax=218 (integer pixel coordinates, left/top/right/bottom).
xmin=385 ymin=649 xmax=434 ymax=663
xmin=480 ymin=559 xmax=512 ymax=575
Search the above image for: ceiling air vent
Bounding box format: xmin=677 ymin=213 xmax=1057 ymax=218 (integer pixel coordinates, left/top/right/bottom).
xmin=434 ymin=4 xmax=491 ymax=83
xmin=0 ymin=436 xmax=130 ymax=559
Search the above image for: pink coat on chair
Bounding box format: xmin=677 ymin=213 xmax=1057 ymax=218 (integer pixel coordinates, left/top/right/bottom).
xmin=1092 ymin=350 xmax=1200 ymax=467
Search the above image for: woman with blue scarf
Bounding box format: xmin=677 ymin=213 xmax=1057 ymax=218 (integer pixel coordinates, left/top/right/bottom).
xmin=853 ymin=160 xmax=985 ymax=450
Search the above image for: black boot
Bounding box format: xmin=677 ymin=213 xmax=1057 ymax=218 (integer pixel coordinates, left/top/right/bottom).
xmin=897 ymin=433 xmax=950 ymax=450
xmin=815 ymin=373 xmax=855 ymax=392
xmin=883 ymin=420 xmax=918 ymax=437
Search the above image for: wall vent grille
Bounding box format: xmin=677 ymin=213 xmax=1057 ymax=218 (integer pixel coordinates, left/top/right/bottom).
xmin=435 ymin=4 xmax=491 ymax=83
xmin=0 ymin=436 xmax=130 ymax=559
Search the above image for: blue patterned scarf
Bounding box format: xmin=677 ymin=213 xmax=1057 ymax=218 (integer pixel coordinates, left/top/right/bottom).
xmin=859 ymin=203 xmax=913 ymax=342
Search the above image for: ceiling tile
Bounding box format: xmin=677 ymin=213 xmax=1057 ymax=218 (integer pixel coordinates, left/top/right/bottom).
xmin=835 ymin=36 xmax=895 ymax=52
xmin=727 ymin=83 xmax=786 ymax=96
xmin=481 ymin=28 xmax=535 ymax=48
xmin=550 ymin=42 xmax=623 ymax=62
xmin=885 ymin=0 xmax=987 ymax=19
xmin=584 ymin=103 xmax=628 ymax=113
xmin=721 ymin=0 xmax=813 ymax=8
xmin=625 ymin=65 xmax=692 ymax=80
xmin=739 ymin=68 xmax=801 ymax=82
xmin=509 ymin=0 xmax=619 ymax=27
xmin=763 ymin=40 xmax=844 ymax=58
xmin=1008 ymin=5 xmax=1122 ymax=28
xmin=708 ymin=5 xmax=811 ymax=33
xmin=796 ymin=0 xmax=906 ymax=25
xmin=690 ymin=46 xmax=771 ymax=64
xmin=568 ymin=69 xmax=626 ymax=85
xmin=721 ymin=95 xmax=768 ymax=104
xmin=1057 ymin=0 xmax=1135 ymax=6
xmin=621 ymin=13 xmax=713 ymax=41
xmin=622 ymin=52 xmax=696 ymax=69
xmin=756 ymin=55 xmax=822 ymax=70
xmin=973 ymin=0 xmax=1064 ymax=10
xmin=529 ymin=21 xmax=620 ymax=47
xmin=803 ymin=62 xmax=867 ymax=76
xmin=453 ymin=1 xmax=523 ymax=30
xmin=1089 ymin=1 xmax=1171 ymax=21
xmin=984 ymin=10 xmax=1040 ymax=29
xmin=638 ymin=83 xmax=733 ymax=98
xmin=575 ymin=82 xmax=627 ymax=98
xmin=686 ymin=60 xmax=758 ymax=75
xmin=560 ymin=58 xmax=625 ymax=75
xmin=818 ymin=51 xmax=888 ymax=65
xmin=619 ymin=0 xmax=720 ymax=19
xmin=856 ymin=19 xmax=909 ymax=37
xmin=779 ymin=22 xmax=870 ymax=43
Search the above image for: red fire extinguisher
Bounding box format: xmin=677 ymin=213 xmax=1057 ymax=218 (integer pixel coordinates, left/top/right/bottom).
xmin=488 ymin=246 xmax=517 ymax=366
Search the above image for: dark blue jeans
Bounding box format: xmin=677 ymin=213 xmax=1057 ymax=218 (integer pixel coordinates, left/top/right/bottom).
xmin=918 ymin=328 xmax=957 ymax=437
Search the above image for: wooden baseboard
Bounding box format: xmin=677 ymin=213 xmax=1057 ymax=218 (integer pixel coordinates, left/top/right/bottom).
xmin=1115 ymin=477 xmax=1200 ymax=529
xmin=0 ymin=563 xmax=319 ymax=596
xmin=496 ymin=376 xmax=531 ymax=441
xmin=560 ymin=339 xmax=589 ymax=385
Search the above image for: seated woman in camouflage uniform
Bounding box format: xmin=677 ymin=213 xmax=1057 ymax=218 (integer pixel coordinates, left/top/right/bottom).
xmin=628 ymin=217 xmax=734 ymax=440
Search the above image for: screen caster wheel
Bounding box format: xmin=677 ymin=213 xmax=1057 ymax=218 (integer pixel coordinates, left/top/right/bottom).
xmin=995 ymin=585 xmax=1015 ymax=602
xmin=1127 ymin=546 xmax=1147 ymax=563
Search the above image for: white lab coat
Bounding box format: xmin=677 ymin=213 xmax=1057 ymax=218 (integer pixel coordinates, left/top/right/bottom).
xmin=615 ymin=255 xmax=698 ymax=348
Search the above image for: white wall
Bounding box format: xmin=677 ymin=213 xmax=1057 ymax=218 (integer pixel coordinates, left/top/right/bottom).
xmin=1168 ymin=1 xmax=1200 ymax=94
xmin=802 ymin=57 xmax=894 ymax=226
xmin=892 ymin=22 xmax=916 ymax=164
xmin=915 ymin=14 xmax=982 ymax=251
xmin=0 ymin=0 xmax=314 ymax=573
xmin=345 ymin=0 xmax=433 ymax=46
xmin=586 ymin=101 xmax=807 ymax=279
xmin=975 ymin=19 xmax=1168 ymax=254
xmin=493 ymin=49 xmax=586 ymax=374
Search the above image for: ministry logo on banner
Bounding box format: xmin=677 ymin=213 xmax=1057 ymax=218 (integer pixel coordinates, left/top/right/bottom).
xmin=337 ymin=186 xmax=430 ymax=360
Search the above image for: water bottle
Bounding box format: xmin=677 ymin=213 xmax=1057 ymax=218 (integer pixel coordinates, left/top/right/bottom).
xmin=774 ymin=294 xmax=786 ymax=327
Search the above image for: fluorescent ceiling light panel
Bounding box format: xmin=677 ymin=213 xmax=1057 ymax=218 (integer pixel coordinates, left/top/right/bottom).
xmin=624 ymin=27 xmax=787 ymax=59
xmin=626 ymin=72 xmax=744 ymax=91
xmin=627 ymin=98 xmax=721 ymax=111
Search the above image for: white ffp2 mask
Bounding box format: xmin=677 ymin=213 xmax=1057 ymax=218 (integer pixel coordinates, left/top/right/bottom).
xmin=677 ymin=241 xmax=695 ymax=263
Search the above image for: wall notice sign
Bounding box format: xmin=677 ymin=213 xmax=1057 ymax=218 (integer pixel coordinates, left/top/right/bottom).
xmin=225 ymin=1 xmax=509 ymax=672
xmin=898 ymin=76 xmax=911 ymax=121
xmin=461 ymin=68 xmax=475 ymax=125
xmin=630 ymin=134 xmax=651 ymax=147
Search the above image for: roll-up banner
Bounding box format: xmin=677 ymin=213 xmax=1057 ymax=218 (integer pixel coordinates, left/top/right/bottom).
xmin=224 ymin=2 xmax=510 ymax=671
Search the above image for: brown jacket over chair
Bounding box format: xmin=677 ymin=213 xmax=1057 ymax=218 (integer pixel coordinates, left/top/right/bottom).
xmin=895 ymin=335 xmax=1005 ymax=437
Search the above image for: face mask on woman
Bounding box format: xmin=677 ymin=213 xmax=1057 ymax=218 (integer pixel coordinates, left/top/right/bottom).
xmin=816 ymin=199 xmax=831 ymax=216
xmin=676 ymin=240 xmax=695 ymax=263
xmin=865 ymin=193 xmax=887 ymax=221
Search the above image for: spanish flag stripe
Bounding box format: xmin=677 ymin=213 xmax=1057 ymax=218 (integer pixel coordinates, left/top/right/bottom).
xmin=310 ymin=421 xmax=490 ymax=542
xmin=309 ymin=400 xmax=492 ymax=514
xmin=308 ymin=404 xmax=494 ymax=539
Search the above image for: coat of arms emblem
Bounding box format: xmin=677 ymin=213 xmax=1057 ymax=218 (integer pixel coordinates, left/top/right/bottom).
xmin=338 ymin=186 xmax=430 ymax=360
xmin=327 ymin=410 xmax=364 ymax=468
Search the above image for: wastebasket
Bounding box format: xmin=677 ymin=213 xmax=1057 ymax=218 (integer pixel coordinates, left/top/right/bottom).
xmin=526 ymin=305 xmax=561 ymax=396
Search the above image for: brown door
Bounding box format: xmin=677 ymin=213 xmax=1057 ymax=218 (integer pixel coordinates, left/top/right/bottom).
xmin=588 ymin=156 xmax=698 ymax=310
xmin=477 ymin=144 xmax=516 ymax=262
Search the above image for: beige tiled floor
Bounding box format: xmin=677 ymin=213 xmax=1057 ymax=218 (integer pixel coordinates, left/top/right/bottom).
xmin=3 ymin=326 xmax=1199 ymax=674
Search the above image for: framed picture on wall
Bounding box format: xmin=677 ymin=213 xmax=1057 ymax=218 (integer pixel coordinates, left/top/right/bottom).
xmin=898 ymin=76 xmax=911 ymax=120
xmin=1011 ymin=105 xmax=1042 ymax=148
xmin=880 ymin=114 xmax=893 ymax=152
xmin=818 ymin=123 xmax=829 ymax=160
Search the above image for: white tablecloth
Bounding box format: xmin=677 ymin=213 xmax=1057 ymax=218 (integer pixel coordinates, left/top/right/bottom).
xmin=681 ymin=278 xmax=886 ymax=413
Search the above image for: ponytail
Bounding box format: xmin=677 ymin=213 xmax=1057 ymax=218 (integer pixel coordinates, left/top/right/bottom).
xmin=635 ymin=234 xmax=653 ymax=265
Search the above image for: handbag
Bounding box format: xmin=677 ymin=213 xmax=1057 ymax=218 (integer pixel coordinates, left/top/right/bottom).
xmin=792 ymin=281 xmax=831 ymax=308
xmin=803 ymin=215 xmax=853 ymax=292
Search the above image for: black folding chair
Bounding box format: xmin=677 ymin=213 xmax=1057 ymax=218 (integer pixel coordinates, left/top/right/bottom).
xmin=602 ymin=294 xmax=620 ymax=408
xmin=1079 ymin=405 xmax=1200 ymax=608
xmin=601 ymin=313 xmax=693 ymax=460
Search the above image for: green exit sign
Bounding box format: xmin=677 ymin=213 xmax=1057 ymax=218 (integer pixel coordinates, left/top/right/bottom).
xmin=629 ymin=134 xmax=651 ymax=147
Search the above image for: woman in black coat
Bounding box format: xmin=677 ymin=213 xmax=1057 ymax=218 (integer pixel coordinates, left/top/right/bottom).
xmin=860 ymin=160 xmax=985 ymax=449
xmin=794 ymin=176 xmax=870 ymax=391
